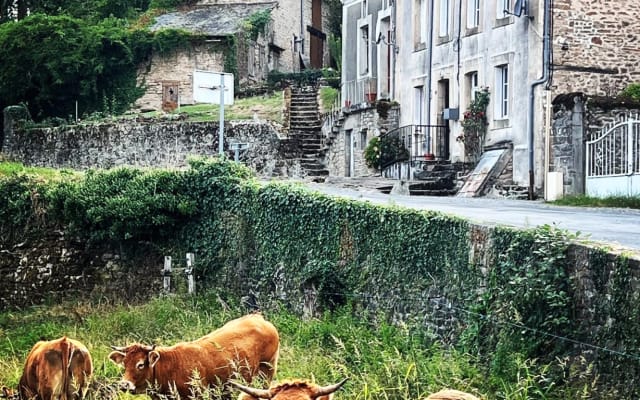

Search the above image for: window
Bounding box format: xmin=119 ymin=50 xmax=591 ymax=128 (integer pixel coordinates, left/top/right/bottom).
xmin=494 ymin=65 xmax=509 ymax=119
xmin=360 ymin=129 xmax=368 ymax=150
xmin=438 ymin=0 xmax=449 ymax=37
xmin=466 ymin=71 xmax=479 ymax=102
xmin=418 ymin=0 xmax=428 ymax=44
xmin=358 ymin=25 xmax=370 ymax=76
xmin=497 ymin=0 xmax=510 ymax=18
xmin=467 ymin=0 xmax=480 ymax=28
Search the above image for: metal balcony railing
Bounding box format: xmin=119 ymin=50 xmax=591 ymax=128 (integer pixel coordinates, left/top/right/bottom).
xmin=341 ymin=77 xmax=378 ymax=108
xmin=380 ymin=124 xmax=450 ymax=168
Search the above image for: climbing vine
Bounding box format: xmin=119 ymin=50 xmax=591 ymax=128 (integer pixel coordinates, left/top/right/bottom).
xmin=457 ymin=87 xmax=490 ymax=162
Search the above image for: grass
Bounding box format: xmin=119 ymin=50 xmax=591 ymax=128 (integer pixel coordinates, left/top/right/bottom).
xmin=139 ymin=91 xmax=284 ymax=124
xmin=0 ymin=292 xmax=590 ymax=400
xmin=0 ymin=158 xmax=80 ymax=182
xmin=549 ymin=194 xmax=640 ymax=209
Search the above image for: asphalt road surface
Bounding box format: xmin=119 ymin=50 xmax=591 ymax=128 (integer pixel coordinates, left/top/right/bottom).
xmin=302 ymin=180 xmax=640 ymax=256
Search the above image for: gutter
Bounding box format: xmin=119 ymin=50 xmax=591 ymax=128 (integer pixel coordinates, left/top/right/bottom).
xmin=426 ymin=0 xmax=435 ymax=130
xmin=527 ymin=0 xmax=551 ymax=200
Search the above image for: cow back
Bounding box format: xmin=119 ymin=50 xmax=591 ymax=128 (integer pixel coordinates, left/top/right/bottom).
xmin=152 ymin=313 xmax=280 ymax=397
xmin=18 ymin=337 xmax=93 ymax=400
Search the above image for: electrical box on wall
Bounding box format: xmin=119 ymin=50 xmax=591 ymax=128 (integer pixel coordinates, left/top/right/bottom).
xmin=443 ymin=108 xmax=459 ymax=121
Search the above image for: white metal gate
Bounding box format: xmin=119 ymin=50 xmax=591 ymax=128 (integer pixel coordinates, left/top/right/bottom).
xmin=586 ymin=115 xmax=640 ymax=197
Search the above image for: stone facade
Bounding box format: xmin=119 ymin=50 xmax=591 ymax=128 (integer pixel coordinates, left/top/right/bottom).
xmin=551 ymin=0 xmax=640 ymax=97
xmin=3 ymin=114 xmax=304 ymax=178
xmin=325 ymin=103 xmax=399 ymax=177
xmin=136 ymin=44 xmax=226 ymax=111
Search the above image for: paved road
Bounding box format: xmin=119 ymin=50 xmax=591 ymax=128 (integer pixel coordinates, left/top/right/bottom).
xmin=302 ymin=180 xmax=640 ymax=256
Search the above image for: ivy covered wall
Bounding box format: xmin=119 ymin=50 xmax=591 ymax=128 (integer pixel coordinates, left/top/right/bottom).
xmin=0 ymin=158 xmax=639 ymax=396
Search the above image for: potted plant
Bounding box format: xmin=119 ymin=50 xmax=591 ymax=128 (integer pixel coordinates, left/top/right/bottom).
xmin=365 ymin=77 xmax=377 ymax=103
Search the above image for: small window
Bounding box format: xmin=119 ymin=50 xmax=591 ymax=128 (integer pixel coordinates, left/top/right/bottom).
xmin=358 ymin=25 xmax=370 ymax=76
xmin=494 ymin=65 xmax=509 ymax=119
xmin=360 ymin=130 xmax=368 ymax=150
xmin=418 ymin=0 xmax=428 ymax=44
xmin=467 ymin=0 xmax=480 ymax=28
xmin=497 ymin=0 xmax=510 ymax=19
xmin=439 ymin=0 xmax=449 ymax=37
xmin=466 ymin=71 xmax=479 ymax=103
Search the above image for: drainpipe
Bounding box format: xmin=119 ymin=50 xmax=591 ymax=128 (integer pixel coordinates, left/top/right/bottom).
xmin=527 ymin=0 xmax=551 ymax=200
xmin=426 ymin=0 xmax=435 ymax=129
xmin=300 ymin=0 xmax=304 ymax=55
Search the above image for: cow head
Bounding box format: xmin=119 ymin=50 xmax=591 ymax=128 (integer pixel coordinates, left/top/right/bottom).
xmin=229 ymin=378 xmax=348 ymax=400
xmin=108 ymin=344 xmax=159 ymax=394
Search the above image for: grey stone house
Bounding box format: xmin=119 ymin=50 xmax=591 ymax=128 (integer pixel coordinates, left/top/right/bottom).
xmin=136 ymin=0 xmax=332 ymax=111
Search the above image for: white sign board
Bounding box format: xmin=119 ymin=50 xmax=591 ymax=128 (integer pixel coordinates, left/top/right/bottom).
xmin=193 ymin=70 xmax=234 ymax=105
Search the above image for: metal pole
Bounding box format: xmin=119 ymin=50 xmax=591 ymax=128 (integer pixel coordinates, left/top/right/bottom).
xmin=219 ymin=74 xmax=225 ymax=155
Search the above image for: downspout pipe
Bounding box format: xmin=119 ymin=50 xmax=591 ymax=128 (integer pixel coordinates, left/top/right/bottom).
xmin=426 ymin=0 xmax=435 ymax=130
xmin=527 ymin=0 xmax=551 ymax=200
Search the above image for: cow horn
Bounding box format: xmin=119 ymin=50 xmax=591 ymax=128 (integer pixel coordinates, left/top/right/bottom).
xmin=313 ymin=378 xmax=349 ymax=398
xmin=228 ymin=381 xmax=273 ymax=399
xmin=110 ymin=345 xmax=127 ymax=352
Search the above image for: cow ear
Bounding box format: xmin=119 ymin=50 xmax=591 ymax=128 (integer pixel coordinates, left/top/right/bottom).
xmin=108 ymin=351 xmax=126 ymax=365
xmin=148 ymin=350 xmax=160 ymax=367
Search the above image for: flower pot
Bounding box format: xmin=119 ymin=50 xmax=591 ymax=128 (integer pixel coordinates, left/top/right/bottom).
xmin=366 ymin=92 xmax=377 ymax=103
xmin=424 ymin=153 xmax=435 ymax=160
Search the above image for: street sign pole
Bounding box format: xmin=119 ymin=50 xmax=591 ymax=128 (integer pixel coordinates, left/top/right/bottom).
xmin=218 ymin=74 xmax=225 ymax=155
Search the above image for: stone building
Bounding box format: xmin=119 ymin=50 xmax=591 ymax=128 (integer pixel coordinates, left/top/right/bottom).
xmin=136 ymin=0 xmax=332 ymax=111
xmin=336 ymin=0 xmax=640 ymax=197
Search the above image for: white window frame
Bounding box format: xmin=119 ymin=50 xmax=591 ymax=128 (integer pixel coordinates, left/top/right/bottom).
xmin=419 ymin=0 xmax=429 ymax=44
xmin=438 ymin=0 xmax=449 ymax=38
xmin=357 ymin=20 xmax=371 ymax=77
xmin=467 ymin=0 xmax=480 ymax=28
xmin=494 ymin=64 xmax=509 ymax=119
xmin=467 ymin=71 xmax=479 ymax=101
xmin=497 ymin=0 xmax=510 ymax=19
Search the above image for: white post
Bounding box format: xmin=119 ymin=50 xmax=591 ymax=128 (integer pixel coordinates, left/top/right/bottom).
xmin=219 ymin=74 xmax=225 ymax=155
xmin=186 ymin=253 xmax=195 ymax=294
xmin=163 ymin=256 xmax=172 ymax=293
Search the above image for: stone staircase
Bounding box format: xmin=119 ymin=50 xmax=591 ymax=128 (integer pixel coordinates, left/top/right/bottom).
xmin=386 ymin=161 xmax=471 ymax=196
xmin=288 ymin=86 xmax=329 ymax=178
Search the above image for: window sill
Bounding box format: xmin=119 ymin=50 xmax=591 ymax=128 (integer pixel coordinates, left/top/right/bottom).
xmin=492 ymin=118 xmax=510 ymax=129
xmin=464 ymin=27 xmax=480 ymax=37
xmin=494 ymin=16 xmax=513 ymax=28
xmin=414 ymin=42 xmax=427 ymax=52
xmin=436 ymin=35 xmax=451 ymax=45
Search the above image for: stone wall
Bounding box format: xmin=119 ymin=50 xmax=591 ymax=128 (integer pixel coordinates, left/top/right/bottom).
xmin=0 ymin=230 xmax=163 ymax=310
xmin=325 ymin=103 xmax=400 ymax=177
xmin=551 ymin=0 xmax=640 ymax=97
xmin=2 ymin=114 xmax=303 ymax=178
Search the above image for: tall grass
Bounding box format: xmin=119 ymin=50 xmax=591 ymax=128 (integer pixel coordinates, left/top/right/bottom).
xmin=0 ymin=293 xmax=576 ymax=399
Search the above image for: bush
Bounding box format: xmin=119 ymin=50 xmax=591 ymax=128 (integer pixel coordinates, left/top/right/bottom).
xmin=620 ymin=83 xmax=640 ymax=101
xmin=364 ymin=135 xmax=410 ymax=170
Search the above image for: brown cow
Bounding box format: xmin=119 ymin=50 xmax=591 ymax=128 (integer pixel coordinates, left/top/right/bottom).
xmin=16 ymin=336 xmax=93 ymax=400
xmin=229 ymin=378 xmax=348 ymax=400
xmin=108 ymin=313 xmax=280 ymax=399
xmin=425 ymin=389 xmax=480 ymax=400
